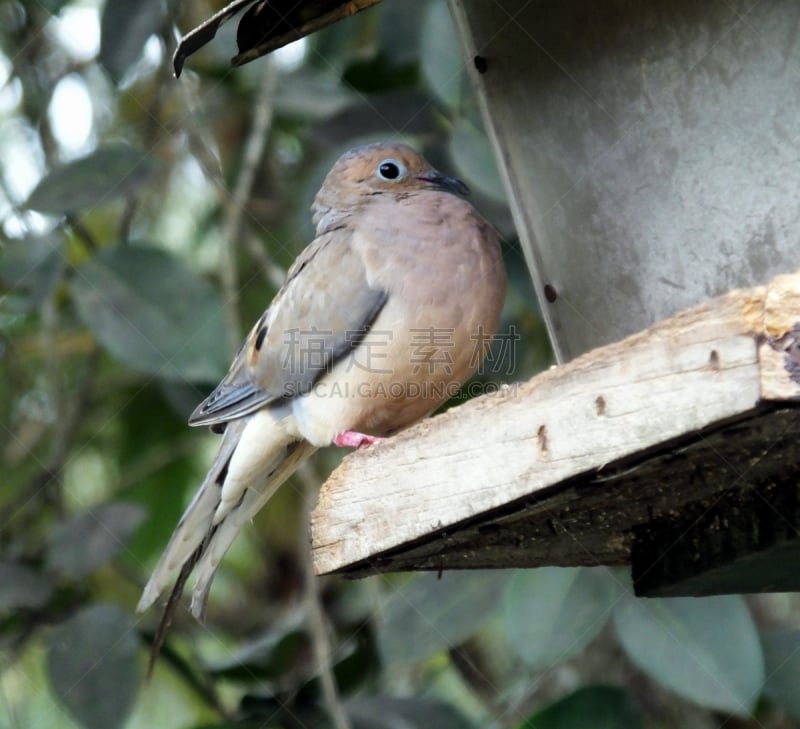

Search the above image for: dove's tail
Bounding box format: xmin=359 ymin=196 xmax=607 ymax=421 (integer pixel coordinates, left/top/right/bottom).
xmin=137 ymin=407 xmax=317 ymax=620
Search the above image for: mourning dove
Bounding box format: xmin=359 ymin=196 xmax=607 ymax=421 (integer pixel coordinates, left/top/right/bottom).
xmin=137 ymin=142 xmax=506 ymax=620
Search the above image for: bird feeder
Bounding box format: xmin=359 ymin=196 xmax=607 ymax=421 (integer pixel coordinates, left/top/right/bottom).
xmin=173 ymin=0 xmax=800 ymax=596
xmin=310 ymin=0 xmax=800 ymax=597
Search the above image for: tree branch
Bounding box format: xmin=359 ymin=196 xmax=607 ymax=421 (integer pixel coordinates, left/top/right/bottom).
xmin=300 ymin=463 xmax=352 ymax=729
xmin=218 ymin=58 xmax=279 ymax=355
xmin=65 ymin=215 xmax=98 ymax=253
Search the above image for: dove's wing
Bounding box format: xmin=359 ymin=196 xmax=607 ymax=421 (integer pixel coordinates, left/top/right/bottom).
xmin=189 ymin=230 xmax=388 ymax=427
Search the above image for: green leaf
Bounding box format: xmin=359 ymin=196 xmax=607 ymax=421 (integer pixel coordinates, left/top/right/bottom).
xmin=420 ymin=0 xmax=466 ymax=109
xmin=47 ymin=603 xmax=141 ymax=729
xmin=0 ymin=561 xmax=54 ymax=612
xmin=312 ymin=91 xmax=439 ymax=146
xmin=347 ymin=696 xmax=475 ymax=729
xmin=520 ymin=685 xmax=643 ymax=729
xmin=274 ymin=71 xmax=355 ymax=119
xmin=112 ymin=383 xmax=200 ymax=563
xmin=100 ymin=0 xmax=164 ymax=84
xmin=503 ymin=567 xmax=619 ymax=669
xmin=46 ymin=502 xmax=146 ymax=579
xmin=0 ymin=234 xmax=64 ymax=313
xmin=612 ymin=595 xmax=763 ymax=715
xmin=25 ymin=145 xmax=157 ymax=214
xmin=761 ymin=628 xmax=800 ymax=719
xmin=205 ymin=613 xmax=309 ymax=680
xmin=69 ymin=245 xmax=229 ymax=382
xmin=37 ymin=0 xmax=71 ymax=12
xmin=449 ymin=119 xmax=508 ymax=204
xmin=306 ymin=7 xmax=375 ymax=73
xmin=378 ymin=0 xmax=431 ymax=65
xmin=343 ymin=54 xmax=419 ymax=94
xmin=377 ymin=571 xmax=509 ymax=664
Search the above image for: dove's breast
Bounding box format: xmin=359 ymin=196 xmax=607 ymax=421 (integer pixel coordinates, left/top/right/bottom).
xmin=290 ymin=191 xmax=506 ymax=446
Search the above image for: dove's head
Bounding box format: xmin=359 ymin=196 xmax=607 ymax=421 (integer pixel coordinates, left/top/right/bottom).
xmin=312 ymin=142 xmax=469 ymax=230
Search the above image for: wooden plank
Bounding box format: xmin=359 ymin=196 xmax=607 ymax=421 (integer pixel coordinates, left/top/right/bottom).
xmin=310 ymin=270 xmax=800 ymax=578
xmin=632 ymin=473 xmax=800 ymax=596
xmin=759 ymin=271 xmax=800 ymax=400
xmin=331 ymin=406 xmax=800 ymax=580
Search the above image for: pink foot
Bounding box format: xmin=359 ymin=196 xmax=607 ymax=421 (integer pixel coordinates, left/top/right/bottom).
xmin=333 ymin=431 xmax=384 ymax=449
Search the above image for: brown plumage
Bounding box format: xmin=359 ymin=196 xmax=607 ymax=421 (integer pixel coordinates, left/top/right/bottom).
xmin=137 ymin=142 xmax=506 ymax=623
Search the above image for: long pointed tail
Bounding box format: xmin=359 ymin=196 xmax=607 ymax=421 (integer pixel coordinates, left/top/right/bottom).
xmin=189 ymin=437 xmax=315 ymax=617
xmin=137 ymin=407 xmax=316 ymax=617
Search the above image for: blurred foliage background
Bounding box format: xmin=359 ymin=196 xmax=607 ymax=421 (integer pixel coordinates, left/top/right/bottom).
xmin=2 ymin=1 xmax=800 ymax=728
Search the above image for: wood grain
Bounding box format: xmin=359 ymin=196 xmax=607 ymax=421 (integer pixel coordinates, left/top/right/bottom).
xmin=311 ymin=270 xmax=800 ymax=579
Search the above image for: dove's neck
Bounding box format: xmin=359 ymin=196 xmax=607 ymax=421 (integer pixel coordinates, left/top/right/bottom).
xmin=312 ymin=204 xmax=354 ymax=235
xmin=312 ymin=186 xmax=374 ymax=234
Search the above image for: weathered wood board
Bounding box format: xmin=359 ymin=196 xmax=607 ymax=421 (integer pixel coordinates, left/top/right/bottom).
xmin=311 ymin=271 xmax=800 ymax=594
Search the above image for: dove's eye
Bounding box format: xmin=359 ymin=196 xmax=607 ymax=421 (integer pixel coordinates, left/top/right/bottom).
xmin=376 ymin=159 xmax=406 ymax=181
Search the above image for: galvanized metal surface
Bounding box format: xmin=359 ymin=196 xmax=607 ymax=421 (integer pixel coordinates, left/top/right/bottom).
xmin=451 ymin=0 xmax=800 ymax=361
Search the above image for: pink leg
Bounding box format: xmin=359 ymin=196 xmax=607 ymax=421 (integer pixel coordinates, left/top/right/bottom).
xmin=333 ymin=431 xmax=384 ymax=449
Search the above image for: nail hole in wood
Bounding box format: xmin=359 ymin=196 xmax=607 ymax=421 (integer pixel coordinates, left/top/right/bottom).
xmin=595 ymin=395 xmax=606 ymax=415
xmin=537 ymin=424 xmax=548 ymax=453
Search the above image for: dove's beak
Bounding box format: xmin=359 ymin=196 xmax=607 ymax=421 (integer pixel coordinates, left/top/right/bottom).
xmin=416 ymin=171 xmax=470 ymax=197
